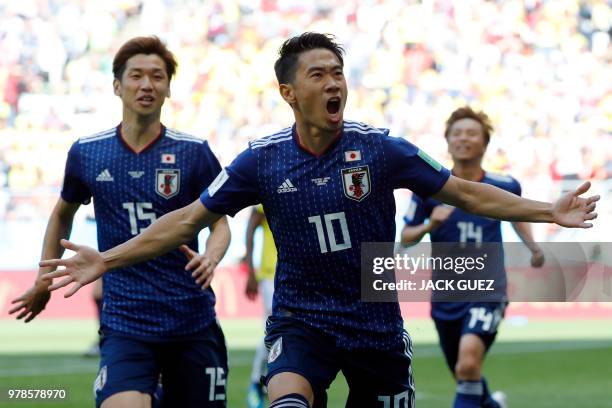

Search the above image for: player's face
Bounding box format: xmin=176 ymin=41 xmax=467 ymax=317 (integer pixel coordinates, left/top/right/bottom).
xmin=114 ymin=54 xmax=170 ymax=117
xmin=446 ymin=118 xmax=487 ymax=162
xmin=288 ymin=48 xmax=347 ymax=132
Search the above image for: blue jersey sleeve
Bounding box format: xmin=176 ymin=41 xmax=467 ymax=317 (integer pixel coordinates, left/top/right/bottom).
xmin=61 ymin=142 xmax=91 ymax=205
xmin=403 ymin=194 xmax=431 ymax=226
xmin=511 ymin=178 xmax=522 ymax=196
xmin=194 ymin=141 xmax=223 ymax=196
xmin=384 ymin=136 xmax=450 ymax=199
xmin=200 ymin=147 xmax=260 ymax=216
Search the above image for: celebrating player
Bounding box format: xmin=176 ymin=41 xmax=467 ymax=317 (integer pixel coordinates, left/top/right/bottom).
xmin=38 ymin=33 xmax=598 ymax=408
xmin=9 ymin=36 xmax=230 ymax=408
xmin=401 ymin=106 xmax=545 ymax=408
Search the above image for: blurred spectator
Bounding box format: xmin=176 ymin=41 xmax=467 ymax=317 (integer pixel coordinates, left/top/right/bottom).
xmin=0 ymin=0 xmax=609 ymax=239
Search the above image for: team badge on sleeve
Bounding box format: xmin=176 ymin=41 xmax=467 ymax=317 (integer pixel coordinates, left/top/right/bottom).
xmin=268 ymin=337 xmax=283 ymax=363
xmin=156 ymin=169 xmax=180 ymax=199
xmin=341 ymin=165 xmax=371 ymax=202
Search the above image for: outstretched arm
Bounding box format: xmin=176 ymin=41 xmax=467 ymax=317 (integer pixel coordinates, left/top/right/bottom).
xmin=40 ymin=199 xmax=222 ymax=296
xmin=433 ymin=177 xmax=599 ymax=227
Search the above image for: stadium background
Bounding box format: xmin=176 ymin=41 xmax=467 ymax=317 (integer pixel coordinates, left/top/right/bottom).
xmin=0 ymin=0 xmax=610 ymax=407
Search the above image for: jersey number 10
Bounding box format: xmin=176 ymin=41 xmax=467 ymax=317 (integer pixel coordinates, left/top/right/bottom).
xmin=308 ymin=212 xmax=352 ymax=253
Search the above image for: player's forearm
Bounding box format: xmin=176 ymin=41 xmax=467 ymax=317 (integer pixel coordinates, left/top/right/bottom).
xmin=204 ymin=216 xmax=231 ymax=265
xmin=400 ymin=224 xmax=430 ymax=245
xmin=511 ymin=222 xmax=541 ymax=253
xmin=436 ymin=178 xmax=554 ymax=223
xmin=38 ymin=207 xmax=76 ymax=280
xmin=102 ymin=202 xmax=209 ymax=270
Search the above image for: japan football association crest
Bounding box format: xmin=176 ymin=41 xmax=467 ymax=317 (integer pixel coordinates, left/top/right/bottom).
xmin=341 ymin=165 xmax=371 ymax=202
xmin=156 ymin=169 xmax=180 ymax=199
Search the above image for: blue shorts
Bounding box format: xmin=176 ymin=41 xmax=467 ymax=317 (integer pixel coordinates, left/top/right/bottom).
xmin=94 ymin=321 xmax=228 ymax=408
xmin=433 ymin=302 xmax=506 ymax=373
xmin=264 ymin=315 xmax=415 ymax=408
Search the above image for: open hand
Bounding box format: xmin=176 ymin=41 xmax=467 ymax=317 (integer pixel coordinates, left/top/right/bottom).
xmin=38 ymin=239 xmax=107 ymax=297
xmin=552 ymin=181 xmax=599 ymax=228
xmin=9 ymin=280 xmax=51 ymax=322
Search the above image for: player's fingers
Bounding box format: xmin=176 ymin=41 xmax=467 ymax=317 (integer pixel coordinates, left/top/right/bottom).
xmin=586 ymin=195 xmax=601 ymax=205
xmin=201 ymin=273 xmax=214 ymax=290
xmin=24 ymin=311 xmax=40 ymax=323
xmin=40 ymin=269 xmax=68 ymax=281
xmin=8 ymin=302 xmax=26 ymax=314
xmin=48 ymin=276 xmax=74 ymax=291
xmin=39 ymin=259 xmax=66 ymax=269
xmin=579 ymin=222 xmax=593 ymax=228
xmin=585 ymin=202 xmax=596 ymax=213
xmin=179 ymin=245 xmax=196 ymax=260
xmin=16 ymin=307 xmax=30 ymax=320
xmin=191 ymin=261 xmax=211 ymax=278
xmin=572 ymin=181 xmax=591 ymax=197
xmin=195 ymin=268 xmax=213 ymax=285
xmin=185 ymin=256 xmax=201 ymax=271
xmin=64 ymin=283 xmax=83 ymax=298
xmin=60 ymin=239 xmax=80 ymax=252
xmin=10 ymin=294 xmax=26 ymax=304
xmin=584 ymin=212 xmax=597 ymax=221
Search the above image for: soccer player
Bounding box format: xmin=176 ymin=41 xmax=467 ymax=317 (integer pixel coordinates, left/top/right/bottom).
xmin=9 ymin=36 xmax=231 ymax=408
xmin=401 ymin=106 xmax=545 ymax=408
xmin=244 ymin=205 xmax=278 ymax=408
xmin=38 ymin=33 xmax=598 ymax=408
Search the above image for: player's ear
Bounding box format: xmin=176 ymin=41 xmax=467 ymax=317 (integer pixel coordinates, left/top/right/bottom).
xmin=279 ymin=83 xmax=296 ymax=105
xmin=113 ymin=78 xmax=121 ymax=97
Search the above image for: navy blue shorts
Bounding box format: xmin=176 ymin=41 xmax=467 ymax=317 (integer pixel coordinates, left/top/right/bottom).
xmin=434 ymin=302 xmax=506 ymax=373
xmin=94 ymin=321 xmax=228 ymax=408
xmin=264 ymin=316 xmax=415 ymax=408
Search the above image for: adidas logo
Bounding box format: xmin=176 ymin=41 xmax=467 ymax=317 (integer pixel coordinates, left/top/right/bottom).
xmin=277 ymin=179 xmax=297 ymax=193
xmin=96 ymin=169 xmax=114 ymax=182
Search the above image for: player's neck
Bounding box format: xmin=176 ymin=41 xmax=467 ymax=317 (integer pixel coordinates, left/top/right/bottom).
xmin=452 ymin=162 xmax=485 ymax=182
xmin=121 ymin=114 xmax=162 ymax=152
xmin=295 ymin=122 xmax=340 ymax=156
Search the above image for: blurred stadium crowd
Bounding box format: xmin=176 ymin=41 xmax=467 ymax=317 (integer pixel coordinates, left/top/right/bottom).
xmin=0 ymin=0 xmax=610 ymax=230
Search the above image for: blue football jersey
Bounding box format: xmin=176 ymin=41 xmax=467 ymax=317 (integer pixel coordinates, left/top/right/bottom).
xmin=201 ymin=121 xmax=450 ymax=350
xmin=403 ymin=172 xmax=521 ymax=320
xmin=61 ymin=125 xmax=222 ymax=338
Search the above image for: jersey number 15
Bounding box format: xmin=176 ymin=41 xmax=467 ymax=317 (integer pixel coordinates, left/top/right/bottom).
xmin=122 ymin=202 xmax=157 ymax=235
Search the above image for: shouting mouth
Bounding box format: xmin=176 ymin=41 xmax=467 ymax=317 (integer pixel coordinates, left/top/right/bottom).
xmin=326 ymin=97 xmax=341 ymax=123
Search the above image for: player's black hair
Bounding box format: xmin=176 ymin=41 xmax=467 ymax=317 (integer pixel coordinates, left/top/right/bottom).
xmin=274 ymin=32 xmax=345 ymax=84
xmin=113 ymin=36 xmax=177 ymax=81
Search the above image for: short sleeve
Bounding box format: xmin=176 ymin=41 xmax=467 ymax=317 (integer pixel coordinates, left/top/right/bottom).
xmin=194 ymin=141 xmax=223 ymax=194
xmin=61 ymin=142 xmax=91 ymax=205
xmin=403 ymin=194 xmax=431 ymax=226
xmin=511 ymin=178 xmax=522 ymax=196
xmin=383 ymin=135 xmax=451 ymax=199
xmin=200 ymin=147 xmax=260 ymax=216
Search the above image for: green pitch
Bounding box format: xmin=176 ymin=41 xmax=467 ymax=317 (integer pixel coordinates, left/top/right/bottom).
xmin=1 ymin=319 xmax=611 ymax=407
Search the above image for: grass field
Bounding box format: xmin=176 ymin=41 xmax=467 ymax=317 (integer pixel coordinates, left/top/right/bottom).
xmin=1 ymin=319 xmax=611 ymax=407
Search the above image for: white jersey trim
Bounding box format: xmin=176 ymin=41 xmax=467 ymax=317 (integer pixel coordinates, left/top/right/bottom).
xmin=78 ymin=128 xmax=115 ymax=144
xmin=166 ymin=129 xmax=204 ymax=144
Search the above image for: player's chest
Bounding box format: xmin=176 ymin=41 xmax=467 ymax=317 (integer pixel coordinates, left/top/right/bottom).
xmin=84 ymin=151 xmax=190 ymax=200
xmin=261 ymin=153 xmax=386 ymax=209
